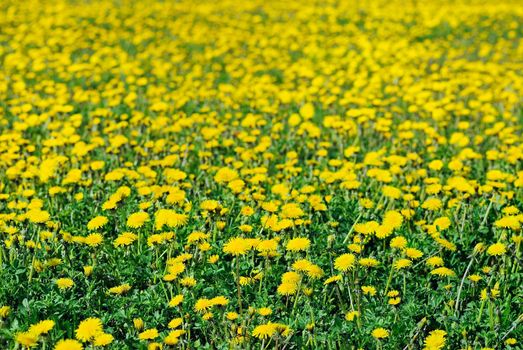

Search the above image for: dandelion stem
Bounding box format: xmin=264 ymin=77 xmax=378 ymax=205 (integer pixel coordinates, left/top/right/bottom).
xmin=455 ymin=255 xmax=474 ymax=315
xmin=384 ymin=264 xmax=394 ymax=295
xmin=402 ymin=273 xmax=406 ymax=297
xmin=501 ymin=313 xmax=523 ymax=340
xmin=477 ymin=297 xmax=486 ymax=323
xmin=480 ymin=198 xmax=493 ymax=227
xmin=236 ymin=258 xmax=242 ymax=314
xmin=488 ymin=300 xmax=495 ymax=331
xmin=335 ymin=284 xmax=347 ymax=313
xmin=291 ymin=280 xmax=302 ymax=316
xmin=343 ymin=213 xmax=362 ymax=244
xmin=346 ymin=277 xmax=354 ymax=310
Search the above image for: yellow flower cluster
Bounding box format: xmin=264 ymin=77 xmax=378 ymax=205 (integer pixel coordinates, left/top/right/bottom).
xmin=0 ymin=0 xmax=521 ymax=348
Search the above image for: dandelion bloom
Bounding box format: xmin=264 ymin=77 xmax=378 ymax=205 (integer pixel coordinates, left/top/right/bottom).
xmin=494 ymin=216 xmax=520 ymax=230
xmin=359 ymin=257 xmax=379 ymax=267
xmin=277 ymin=282 xmax=298 ymax=296
xmin=226 ymin=312 xmax=239 ymax=320
xmin=426 ymin=256 xmax=444 ymax=267
xmin=305 ymin=264 xmax=324 ymax=279
xmin=405 ymin=247 xmax=423 ymax=259
xmin=26 ymin=209 xmax=51 ymax=223
xmin=75 ymin=318 xmax=103 ymax=342
xmin=389 ymin=297 xmax=401 ymax=305
xmin=223 ymin=237 xmax=250 ymax=256
xmin=93 ymin=333 xmax=114 ymax=346
xmin=280 ymin=203 xmax=304 ymax=218
xmin=83 ymin=266 xmax=93 ymax=276
xmin=256 ymin=239 xmax=279 ymax=257
xmin=390 ymin=236 xmax=408 ymax=249
xmin=16 ymin=332 xmax=38 ymax=347
xmin=210 ymin=296 xmax=229 ymax=306
xmin=168 ymin=318 xmax=183 ymax=329
xmin=430 ymin=267 xmax=456 ymax=277
xmin=371 ymin=327 xmax=389 ymax=339
xmin=393 ymin=259 xmax=412 ymax=270
xmin=214 ymin=167 xmax=239 ymax=183
xmin=187 ymin=231 xmax=209 ymax=244
xmin=133 ymin=318 xmax=144 ymax=330
xmin=257 ymin=307 xmax=272 ymax=316
xmin=138 ymin=328 xmax=159 ymax=340
xmin=54 ymin=339 xmax=84 ymax=350
xmin=87 ymin=216 xmax=108 ymax=230
xmin=334 ymin=253 xmax=356 ymax=272
xmin=421 ymin=198 xmax=443 ymax=210
xmin=286 ymin=237 xmax=311 ymax=252
xmin=164 ymin=330 xmax=184 ymax=345
xmin=299 ymin=103 xmax=315 ymax=119
xmin=486 ymin=242 xmax=506 ymax=256
xmin=114 ymin=232 xmax=138 ymax=247
xmin=252 ymin=322 xmax=289 ymax=339
xmin=362 ymin=285 xmax=377 ymax=296
xmin=180 ymin=276 xmax=197 ymax=287
xmin=194 ymin=298 xmax=213 ymax=312
xmin=252 ymin=323 xmax=278 ymax=339
xmin=154 ymin=209 xmax=188 ymax=230
xmin=381 ymin=185 xmax=401 ymax=199
xmin=168 ymin=294 xmax=184 ymax=307
xmin=345 ymin=311 xmax=360 ymax=321
xmin=423 ymin=330 xmax=447 ymax=350
xmin=84 ymin=233 xmax=103 ymax=247
xmin=282 ymin=271 xmax=301 ymax=284
xmin=324 ymin=275 xmax=342 ymax=285
xmin=292 ymin=259 xmax=312 ymax=272
xmin=108 ymin=284 xmax=131 ymax=295
xmin=56 ymin=278 xmax=74 ymax=290
xmin=127 ymin=211 xmax=150 ymax=228
xmin=29 ymin=320 xmax=55 ymax=335
xmin=383 ymin=210 xmax=403 ymax=229
xmin=0 ymin=306 xmax=10 ymax=318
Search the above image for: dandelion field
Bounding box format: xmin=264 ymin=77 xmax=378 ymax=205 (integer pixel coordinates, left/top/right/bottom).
xmin=0 ymin=0 xmax=523 ymax=349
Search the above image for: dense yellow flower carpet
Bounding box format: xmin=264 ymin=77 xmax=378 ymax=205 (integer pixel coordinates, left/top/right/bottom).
xmin=0 ymin=0 xmax=522 ymax=349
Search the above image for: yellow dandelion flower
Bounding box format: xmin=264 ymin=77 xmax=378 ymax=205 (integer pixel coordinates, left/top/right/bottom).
xmin=168 ymin=318 xmax=183 ymax=329
xmin=223 ymin=237 xmax=250 ymax=256
xmin=390 ymin=236 xmax=408 ymax=249
xmin=345 ymin=310 xmax=359 ymax=321
xmin=168 ymin=294 xmax=184 ymax=307
xmin=108 ymin=284 xmax=131 ymax=295
xmin=324 ymin=275 xmax=342 ymax=285
xmin=87 ymin=216 xmax=108 ymax=230
xmin=430 ymin=267 xmax=456 ymax=277
xmin=138 ymin=328 xmax=159 ymax=340
xmin=423 ymin=329 xmax=447 ymax=350
xmin=54 ymin=339 xmax=83 ymax=350
xmin=114 ymin=232 xmax=138 ymax=247
xmin=486 ymin=242 xmax=506 ymax=256
xmin=393 ymin=259 xmax=412 ymax=270
xmin=371 ymin=328 xmax=389 ymax=339
xmin=56 ymin=278 xmax=74 ymax=290
xmin=334 ymin=253 xmax=356 ymax=272
xmin=84 ymin=233 xmax=103 ymax=247
xmin=0 ymin=306 xmax=10 ymax=318
xmin=359 ymin=257 xmax=379 ymax=267
xmin=29 ymin=320 xmax=55 ymax=336
xmin=75 ymin=318 xmax=103 ymax=342
xmin=127 ymin=211 xmax=150 ymax=228
xmin=93 ymin=333 xmax=114 ymax=347
xmin=16 ymin=332 xmax=39 ymax=347
xmin=286 ymin=237 xmax=311 ymax=252
xmin=362 ymin=285 xmax=377 ymax=296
